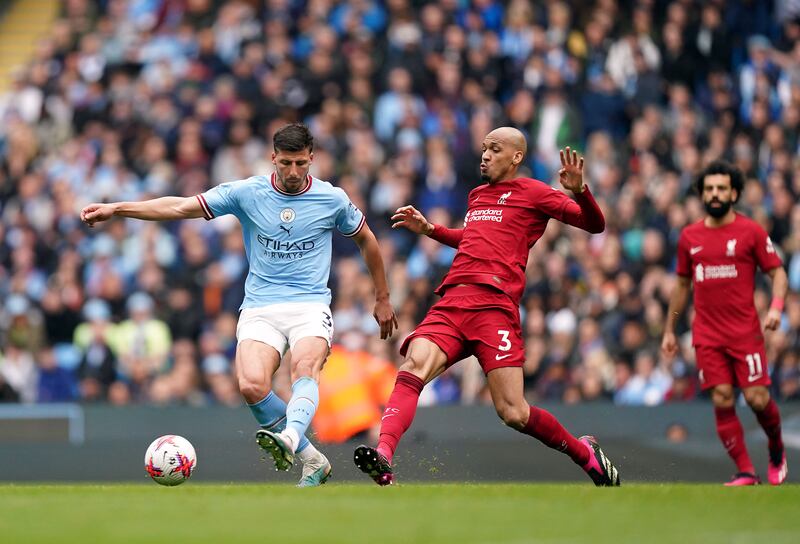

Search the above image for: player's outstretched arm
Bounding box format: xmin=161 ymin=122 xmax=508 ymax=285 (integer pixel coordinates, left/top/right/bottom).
xmin=352 ymin=222 xmax=399 ymax=340
xmin=557 ymin=146 xmax=605 ymax=233
xmin=392 ymin=205 xmax=464 ymax=248
xmin=661 ymin=275 xmax=691 ymax=359
xmin=764 ymin=266 xmax=788 ymax=331
xmin=80 ymin=196 xmax=206 ymax=227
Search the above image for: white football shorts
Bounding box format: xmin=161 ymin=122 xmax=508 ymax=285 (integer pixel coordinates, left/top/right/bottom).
xmin=236 ymin=302 xmax=334 ymax=355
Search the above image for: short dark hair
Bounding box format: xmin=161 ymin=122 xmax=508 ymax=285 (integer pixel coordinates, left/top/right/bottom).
xmin=695 ymin=160 xmax=744 ymax=202
xmin=273 ymin=123 xmax=314 ymax=153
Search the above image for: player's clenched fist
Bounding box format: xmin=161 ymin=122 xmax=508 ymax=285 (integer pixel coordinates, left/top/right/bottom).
xmin=81 ymin=203 xmax=116 ymax=227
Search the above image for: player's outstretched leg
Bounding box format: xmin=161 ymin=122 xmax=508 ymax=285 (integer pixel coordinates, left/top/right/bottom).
xmin=579 ymin=435 xmax=621 ymax=487
xmin=354 ymin=445 xmax=394 ymax=486
xmin=353 ymin=370 xmax=425 ymax=485
xmin=489 ymin=365 xmax=621 ymax=487
xmin=517 ymin=404 xmax=621 ymax=487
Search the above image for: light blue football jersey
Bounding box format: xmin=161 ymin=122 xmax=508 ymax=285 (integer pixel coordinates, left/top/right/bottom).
xmin=197 ymin=173 xmax=365 ymax=308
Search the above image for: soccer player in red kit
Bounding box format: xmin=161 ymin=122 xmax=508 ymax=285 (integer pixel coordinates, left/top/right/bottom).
xmin=353 ymin=127 xmax=620 ymax=486
xmin=662 ymin=160 xmax=789 ymax=486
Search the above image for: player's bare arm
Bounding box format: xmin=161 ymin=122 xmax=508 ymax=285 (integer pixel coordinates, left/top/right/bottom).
xmin=661 ymin=275 xmax=691 ymax=359
xmin=558 ymin=146 xmax=586 ymax=194
xmin=352 ymin=222 xmax=399 ymax=339
xmin=80 ymin=196 xmax=205 ymax=227
xmin=391 ymin=205 xmax=434 ymax=235
xmin=392 ymin=205 xmax=465 ymax=248
xmin=764 ymin=266 xmax=788 ymax=331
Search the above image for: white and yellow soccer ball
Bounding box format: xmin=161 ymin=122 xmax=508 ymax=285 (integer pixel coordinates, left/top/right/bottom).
xmin=144 ymin=435 xmax=197 ymax=486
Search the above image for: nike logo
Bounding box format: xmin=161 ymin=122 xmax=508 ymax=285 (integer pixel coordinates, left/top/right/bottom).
xmin=381 ymin=407 xmax=400 ymax=421
xmin=495 ymin=354 xmax=511 ymax=360
xmin=690 ymin=246 xmax=703 ymax=255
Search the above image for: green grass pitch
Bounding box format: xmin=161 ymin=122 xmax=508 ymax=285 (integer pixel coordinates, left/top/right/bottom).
xmin=1 ymin=483 xmax=798 ymax=543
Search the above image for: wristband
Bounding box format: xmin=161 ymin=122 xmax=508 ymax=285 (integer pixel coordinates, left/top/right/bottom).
xmin=770 ymin=298 xmax=784 ymax=312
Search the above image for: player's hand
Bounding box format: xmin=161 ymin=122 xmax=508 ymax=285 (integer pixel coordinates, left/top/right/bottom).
xmin=661 ymin=332 xmax=679 ymax=359
xmin=81 ymin=203 xmax=116 ymax=227
xmin=558 ymin=146 xmax=585 ymax=194
xmin=391 ymin=206 xmax=432 ymax=235
xmin=764 ymin=308 xmax=782 ymax=331
xmin=373 ymin=297 xmax=398 ymax=340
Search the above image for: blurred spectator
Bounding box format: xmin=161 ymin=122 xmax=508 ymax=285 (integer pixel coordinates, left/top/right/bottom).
xmin=73 ymin=298 xmax=117 ymax=402
xmin=614 ymin=350 xmax=673 ymax=406
xmin=0 ymin=342 xmax=37 ymax=404
xmin=112 ymin=292 xmax=172 ymax=400
xmin=665 ymin=422 xmax=689 ymax=443
xmin=314 ymin=344 xmax=396 ymax=443
xmin=36 ymin=346 xmax=77 ymax=402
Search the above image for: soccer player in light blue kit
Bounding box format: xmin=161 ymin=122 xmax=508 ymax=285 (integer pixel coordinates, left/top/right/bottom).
xmin=81 ymin=124 xmax=398 ymax=486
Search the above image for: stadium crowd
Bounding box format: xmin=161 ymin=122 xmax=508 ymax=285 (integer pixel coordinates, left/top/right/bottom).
xmin=1 ymin=0 xmax=799 ymax=412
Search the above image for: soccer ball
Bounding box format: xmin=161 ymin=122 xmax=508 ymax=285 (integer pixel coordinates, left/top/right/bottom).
xmin=144 ymin=435 xmax=197 ymax=486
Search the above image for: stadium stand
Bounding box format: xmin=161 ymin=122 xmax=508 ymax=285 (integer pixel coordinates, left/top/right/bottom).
xmin=0 ymin=0 xmax=798 ymax=418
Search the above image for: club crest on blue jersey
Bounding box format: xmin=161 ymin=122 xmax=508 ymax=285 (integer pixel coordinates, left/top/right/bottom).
xmin=280 ymin=208 xmax=296 ymax=223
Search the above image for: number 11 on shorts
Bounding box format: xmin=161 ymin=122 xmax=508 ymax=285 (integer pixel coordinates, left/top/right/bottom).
xmin=745 ymin=352 xmax=763 ymax=382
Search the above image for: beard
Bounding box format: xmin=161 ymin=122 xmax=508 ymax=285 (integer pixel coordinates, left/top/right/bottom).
xmin=480 ymin=172 xmax=491 ymax=183
xmin=704 ymin=199 xmax=732 ymax=218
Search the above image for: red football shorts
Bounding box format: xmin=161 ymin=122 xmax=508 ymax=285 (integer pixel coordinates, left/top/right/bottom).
xmin=694 ymin=343 xmax=771 ymax=390
xmin=399 ymin=284 xmax=524 ymax=374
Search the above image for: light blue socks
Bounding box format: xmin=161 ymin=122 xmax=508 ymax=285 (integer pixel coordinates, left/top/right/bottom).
xmin=285 ymin=377 xmax=319 ymax=450
xmin=248 ymin=391 xmax=310 ymax=453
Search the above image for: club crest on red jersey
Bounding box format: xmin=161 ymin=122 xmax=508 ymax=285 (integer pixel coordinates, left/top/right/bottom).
xmin=497 ymin=191 xmax=512 ymax=205
xmin=726 ymin=238 xmax=737 ymax=257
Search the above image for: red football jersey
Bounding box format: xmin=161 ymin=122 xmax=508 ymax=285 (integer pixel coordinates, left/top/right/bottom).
xmin=676 ymin=213 xmax=783 ymax=346
xmin=430 ymin=178 xmax=604 ymax=305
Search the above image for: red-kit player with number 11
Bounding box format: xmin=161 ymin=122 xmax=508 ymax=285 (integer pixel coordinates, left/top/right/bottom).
xmin=662 ymin=160 xmax=789 ymax=486
xmin=353 ymin=127 xmax=620 ymax=486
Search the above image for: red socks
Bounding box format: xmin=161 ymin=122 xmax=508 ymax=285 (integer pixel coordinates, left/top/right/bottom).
xmin=376 ymin=371 xmax=425 ymax=464
xmin=755 ymin=398 xmax=784 ymax=456
xmin=522 ymin=406 xmax=590 ymax=466
xmin=714 ymin=406 xmax=755 ymax=474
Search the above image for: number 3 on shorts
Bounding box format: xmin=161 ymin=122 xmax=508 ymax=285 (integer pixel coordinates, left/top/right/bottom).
xmin=497 ymin=330 xmax=511 ymax=351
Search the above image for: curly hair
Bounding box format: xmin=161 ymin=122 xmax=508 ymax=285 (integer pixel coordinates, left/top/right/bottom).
xmin=695 ymin=160 xmax=744 ymax=202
